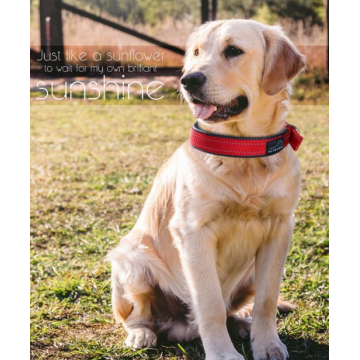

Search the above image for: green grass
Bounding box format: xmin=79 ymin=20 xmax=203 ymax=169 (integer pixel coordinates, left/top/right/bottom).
xmin=30 ymin=102 xmax=329 ymax=359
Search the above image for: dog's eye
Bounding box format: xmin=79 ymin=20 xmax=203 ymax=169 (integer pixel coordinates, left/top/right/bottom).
xmin=194 ymin=49 xmax=199 ymax=56
xmin=224 ymin=46 xmax=244 ymax=58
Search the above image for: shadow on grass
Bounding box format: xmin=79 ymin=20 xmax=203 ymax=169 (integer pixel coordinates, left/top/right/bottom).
xmin=150 ymin=333 xmax=329 ymax=360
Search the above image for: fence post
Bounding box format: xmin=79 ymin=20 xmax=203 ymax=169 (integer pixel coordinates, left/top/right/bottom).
xmin=201 ymin=0 xmax=209 ymax=23
xmin=326 ymin=0 xmax=329 ymax=78
xmin=211 ymin=0 xmax=217 ymax=21
xmin=39 ymin=0 xmax=64 ymax=66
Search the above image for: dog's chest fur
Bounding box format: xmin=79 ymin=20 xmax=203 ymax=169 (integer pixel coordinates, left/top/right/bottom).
xmin=178 ymin=148 xmax=299 ymax=291
xmin=183 ymin=150 xmax=295 ymax=226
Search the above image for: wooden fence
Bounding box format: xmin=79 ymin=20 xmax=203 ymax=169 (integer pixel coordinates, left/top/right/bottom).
xmin=33 ymin=0 xmax=328 ymax=76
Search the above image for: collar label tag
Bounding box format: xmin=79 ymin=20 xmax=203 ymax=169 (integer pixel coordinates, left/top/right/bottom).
xmin=266 ymin=137 xmax=285 ymax=155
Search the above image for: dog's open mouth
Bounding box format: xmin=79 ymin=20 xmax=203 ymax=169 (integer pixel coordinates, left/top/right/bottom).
xmin=191 ymin=96 xmax=249 ymax=122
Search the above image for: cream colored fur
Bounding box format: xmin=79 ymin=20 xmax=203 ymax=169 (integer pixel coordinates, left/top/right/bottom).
xmin=108 ymin=19 xmax=305 ymax=360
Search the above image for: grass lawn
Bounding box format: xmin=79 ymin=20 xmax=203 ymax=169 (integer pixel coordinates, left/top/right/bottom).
xmin=30 ymin=101 xmax=329 ymax=359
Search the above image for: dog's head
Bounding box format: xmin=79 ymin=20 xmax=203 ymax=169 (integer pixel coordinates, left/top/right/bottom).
xmin=181 ymin=20 xmax=305 ymax=124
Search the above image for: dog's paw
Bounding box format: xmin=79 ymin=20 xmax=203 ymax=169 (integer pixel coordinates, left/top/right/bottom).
xmin=125 ymin=327 xmax=157 ymax=350
xmin=228 ymin=316 xmax=252 ymax=338
xmin=206 ymin=351 xmax=245 ymax=360
xmin=252 ymin=336 xmax=288 ymax=360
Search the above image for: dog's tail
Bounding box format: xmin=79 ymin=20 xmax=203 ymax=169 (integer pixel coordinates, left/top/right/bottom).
xmin=237 ymin=298 xmax=295 ymax=318
xmin=276 ymin=298 xmax=296 ymax=314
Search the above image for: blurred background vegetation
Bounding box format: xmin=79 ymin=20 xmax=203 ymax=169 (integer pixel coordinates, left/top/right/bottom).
xmin=31 ymin=0 xmax=326 ymax=28
xmin=30 ymin=0 xmax=328 ymax=51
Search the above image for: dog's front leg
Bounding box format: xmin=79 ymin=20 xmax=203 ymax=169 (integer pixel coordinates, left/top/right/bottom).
xmin=170 ymin=222 xmax=244 ymax=360
xmin=251 ymin=215 xmax=294 ymax=360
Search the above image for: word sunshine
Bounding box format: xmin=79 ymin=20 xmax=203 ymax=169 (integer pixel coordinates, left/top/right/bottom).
xmin=36 ymin=76 xmax=164 ymax=101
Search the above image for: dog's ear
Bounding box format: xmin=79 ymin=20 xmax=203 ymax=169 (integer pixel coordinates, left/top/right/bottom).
xmin=262 ymin=27 xmax=305 ymax=96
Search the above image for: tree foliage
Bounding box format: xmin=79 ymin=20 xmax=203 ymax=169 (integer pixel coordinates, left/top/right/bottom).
xmin=221 ymin=0 xmax=325 ymax=26
xmin=64 ymin=0 xmax=194 ymax=26
xmin=57 ymin=0 xmax=325 ymax=27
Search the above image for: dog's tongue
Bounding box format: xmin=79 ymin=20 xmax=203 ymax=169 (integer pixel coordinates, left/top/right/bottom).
xmin=192 ymin=103 xmax=216 ymax=120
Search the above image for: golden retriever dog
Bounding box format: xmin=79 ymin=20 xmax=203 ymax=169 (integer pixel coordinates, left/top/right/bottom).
xmin=108 ymin=19 xmax=305 ymax=360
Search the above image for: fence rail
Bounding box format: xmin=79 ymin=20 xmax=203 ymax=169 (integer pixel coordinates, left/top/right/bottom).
xmin=39 ymin=0 xmax=188 ymax=70
xmin=61 ymin=3 xmax=185 ymax=56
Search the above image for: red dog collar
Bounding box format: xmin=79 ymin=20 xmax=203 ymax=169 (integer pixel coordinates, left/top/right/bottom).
xmin=189 ymin=121 xmax=303 ymax=158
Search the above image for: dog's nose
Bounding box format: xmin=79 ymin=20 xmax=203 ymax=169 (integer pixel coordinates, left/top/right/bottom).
xmin=181 ymin=72 xmax=206 ymax=91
